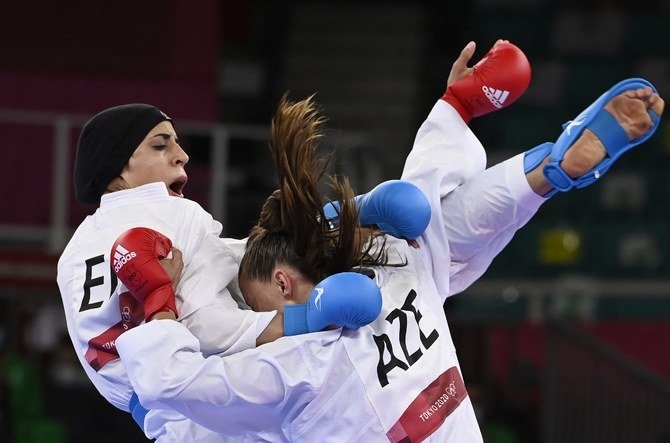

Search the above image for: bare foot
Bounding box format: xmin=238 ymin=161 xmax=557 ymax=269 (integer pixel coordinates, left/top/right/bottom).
xmin=560 ymin=87 xmax=665 ymax=178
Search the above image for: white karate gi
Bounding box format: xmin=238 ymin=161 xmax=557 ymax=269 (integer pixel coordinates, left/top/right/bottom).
xmin=58 ymin=183 xmax=275 ymax=441
xmin=117 ymin=100 xmax=546 ymax=441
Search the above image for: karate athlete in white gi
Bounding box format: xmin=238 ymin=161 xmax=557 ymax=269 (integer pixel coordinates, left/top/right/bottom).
xmin=58 ymin=100 xmax=391 ymax=439
xmin=118 ymin=40 xmax=663 ymax=441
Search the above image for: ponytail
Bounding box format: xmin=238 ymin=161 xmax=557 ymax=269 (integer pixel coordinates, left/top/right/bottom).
xmin=240 ymin=94 xmax=390 ymax=284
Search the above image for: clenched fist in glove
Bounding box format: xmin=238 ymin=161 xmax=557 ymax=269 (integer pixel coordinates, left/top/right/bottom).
xmin=442 ymin=40 xmax=531 ymax=123
xmin=284 ymin=272 xmax=383 ymax=335
xmin=323 ymin=180 xmax=431 ymax=241
xmin=112 ymin=227 xmax=179 ymax=322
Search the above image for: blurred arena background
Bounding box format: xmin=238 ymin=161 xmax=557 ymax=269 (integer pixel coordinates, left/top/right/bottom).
xmin=1 ymin=1 xmax=669 ymax=442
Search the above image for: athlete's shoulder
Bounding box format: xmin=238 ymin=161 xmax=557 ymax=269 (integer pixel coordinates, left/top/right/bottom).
xmin=167 ymin=196 xmax=212 ymax=219
xmin=171 ymin=195 xmax=203 ymax=209
xmin=220 ymin=237 xmax=247 ymax=261
xmin=58 ymin=211 xmax=100 ymax=264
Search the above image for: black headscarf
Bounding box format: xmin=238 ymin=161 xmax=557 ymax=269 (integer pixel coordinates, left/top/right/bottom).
xmin=74 ymin=104 xmax=172 ymax=206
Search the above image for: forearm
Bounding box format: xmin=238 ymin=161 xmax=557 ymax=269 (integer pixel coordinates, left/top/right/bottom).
xmin=256 ymin=311 xmax=284 ymax=346
xmin=180 ymin=303 xmax=275 ymax=356
xmin=401 ymin=100 xmax=487 ymax=200
xmin=117 ymin=320 xmax=314 ymax=437
xmin=118 ymin=321 xmax=241 ymax=433
xmin=399 ymin=100 xmax=490 ymax=300
xmin=150 ymin=311 xmax=176 ymax=321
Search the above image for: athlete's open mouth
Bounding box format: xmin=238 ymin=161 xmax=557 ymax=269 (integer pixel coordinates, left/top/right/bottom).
xmin=168 ymin=177 xmax=187 ymax=197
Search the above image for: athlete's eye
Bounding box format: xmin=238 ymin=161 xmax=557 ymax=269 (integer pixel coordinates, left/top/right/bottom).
xmin=152 ymin=144 xmax=167 ymax=150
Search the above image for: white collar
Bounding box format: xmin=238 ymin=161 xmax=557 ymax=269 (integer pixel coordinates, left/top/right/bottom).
xmin=100 ymin=182 xmax=170 ymax=208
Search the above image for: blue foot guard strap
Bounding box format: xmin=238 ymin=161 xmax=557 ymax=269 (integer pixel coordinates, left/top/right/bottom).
xmin=524 ymin=78 xmax=661 ymax=197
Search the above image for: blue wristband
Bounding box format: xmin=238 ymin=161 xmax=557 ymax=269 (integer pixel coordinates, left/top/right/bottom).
xmin=283 ymin=304 xmax=309 ymax=336
xmin=129 ymin=391 xmax=149 ymax=430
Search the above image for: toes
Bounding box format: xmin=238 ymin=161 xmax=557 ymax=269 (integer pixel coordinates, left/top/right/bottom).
xmin=650 ymin=94 xmax=665 ymax=116
xmin=626 ymin=87 xmax=663 ymax=114
xmin=606 ymin=89 xmax=663 ymax=140
xmin=624 ymin=88 xmax=648 ymax=100
xmin=647 ymin=93 xmax=658 ymax=107
xmin=630 ymin=114 xmax=654 ymax=139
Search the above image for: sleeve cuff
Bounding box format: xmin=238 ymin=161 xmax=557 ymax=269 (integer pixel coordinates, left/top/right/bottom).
xmin=283 ymin=304 xmax=308 ymax=336
xmin=506 ymin=153 xmax=548 ymax=210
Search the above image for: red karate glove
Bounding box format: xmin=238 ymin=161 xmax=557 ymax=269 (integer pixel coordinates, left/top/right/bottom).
xmin=111 ymin=227 xmax=178 ymax=321
xmin=442 ymin=41 xmax=531 ymax=123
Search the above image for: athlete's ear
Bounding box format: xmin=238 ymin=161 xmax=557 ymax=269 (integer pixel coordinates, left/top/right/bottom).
xmin=273 ymin=269 xmax=293 ymax=300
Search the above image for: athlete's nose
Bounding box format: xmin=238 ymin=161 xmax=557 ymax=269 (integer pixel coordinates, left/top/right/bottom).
xmin=174 ymin=144 xmax=189 ymax=166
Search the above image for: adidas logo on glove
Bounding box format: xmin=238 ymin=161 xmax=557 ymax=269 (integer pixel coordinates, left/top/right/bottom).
xmin=113 ymin=244 xmax=137 ymax=273
xmin=482 ymin=86 xmax=510 ymax=109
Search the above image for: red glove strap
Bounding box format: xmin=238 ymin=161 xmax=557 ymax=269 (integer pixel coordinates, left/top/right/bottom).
xmin=144 ymin=285 xmax=178 ymax=321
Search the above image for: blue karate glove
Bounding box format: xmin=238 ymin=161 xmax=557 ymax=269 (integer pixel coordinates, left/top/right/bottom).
xmin=284 ymin=272 xmax=382 ymax=335
xmin=323 ymin=180 xmax=431 ymax=240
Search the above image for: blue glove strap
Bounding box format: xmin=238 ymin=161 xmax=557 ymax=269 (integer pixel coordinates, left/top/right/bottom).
xmin=523 ymin=142 xmax=553 ymax=174
xmin=129 ymin=391 xmax=148 ymax=431
xmin=284 ymin=304 xmax=309 ymax=336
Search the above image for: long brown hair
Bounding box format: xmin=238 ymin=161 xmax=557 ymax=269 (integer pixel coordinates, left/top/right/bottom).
xmin=239 ymin=94 xmax=388 ymax=284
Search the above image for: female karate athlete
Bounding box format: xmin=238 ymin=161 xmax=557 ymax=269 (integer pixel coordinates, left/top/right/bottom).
xmin=116 ymin=41 xmax=663 ymax=441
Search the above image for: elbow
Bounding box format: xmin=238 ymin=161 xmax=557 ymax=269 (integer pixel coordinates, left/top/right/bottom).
xmin=132 ymin=378 xmax=168 ymax=409
xmin=129 ymin=364 xmax=183 ymax=409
